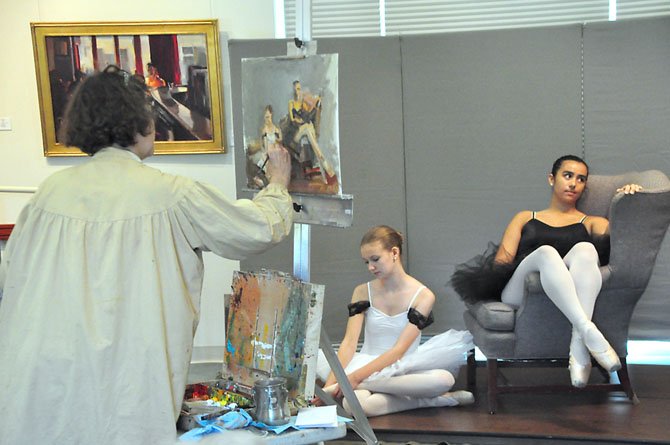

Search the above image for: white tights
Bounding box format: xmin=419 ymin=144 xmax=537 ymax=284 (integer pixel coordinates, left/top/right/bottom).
xmin=501 ymin=242 xmax=608 ymax=357
xmin=339 ymin=369 xmax=463 ymax=417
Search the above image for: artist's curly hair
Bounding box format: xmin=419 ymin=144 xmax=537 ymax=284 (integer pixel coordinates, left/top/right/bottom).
xmin=361 ymin=225 xmax=404 ymax=256
xmin=61 ymin=65 xmax=153 ymax=155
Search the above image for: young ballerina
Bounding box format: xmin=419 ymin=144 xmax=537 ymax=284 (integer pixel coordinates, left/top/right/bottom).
xmin=247 ymin=105 xmax=283 ymax=188
xmin=317 ymin=225 xmax=474 ymax=417
xmin=451 ymin=155 xmax=641 ymax=387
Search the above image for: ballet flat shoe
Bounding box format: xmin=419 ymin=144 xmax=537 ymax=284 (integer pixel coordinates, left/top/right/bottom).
xmin=569 ymin=356 xmax=592 ymax=388
xmin=449 ymin=390 xmax=475 ymax=406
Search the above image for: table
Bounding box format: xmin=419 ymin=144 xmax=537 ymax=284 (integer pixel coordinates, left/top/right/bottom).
xmin=177 ymin=422 xmax=347 ymax=444
xmin=257 ymin=422 xmax=347 ymax=444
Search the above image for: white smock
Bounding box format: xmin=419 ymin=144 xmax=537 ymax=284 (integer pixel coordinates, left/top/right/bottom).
xmin=0 ymin=147 xmax=293 ymax=445
xmin=318 ymin=283 xmax=473 ymax=382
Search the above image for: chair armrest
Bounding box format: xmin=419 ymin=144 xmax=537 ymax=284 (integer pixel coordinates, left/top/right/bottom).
xmin=606 ymin=187 xmax=670 ymax=289
xmin=466 ymin=300 xmax=516 ymax=331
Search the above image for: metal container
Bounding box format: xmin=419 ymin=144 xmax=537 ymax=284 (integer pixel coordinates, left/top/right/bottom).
xmin=253 ymin=376 xmax=290 ymax=426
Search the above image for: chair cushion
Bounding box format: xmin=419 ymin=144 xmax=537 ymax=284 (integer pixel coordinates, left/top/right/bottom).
xmin=467 ymin=301 xmax=515 ymax=331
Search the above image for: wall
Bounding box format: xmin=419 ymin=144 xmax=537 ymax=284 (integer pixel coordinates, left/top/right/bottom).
xmin=0 ymin=0 xmax=275 ymax=359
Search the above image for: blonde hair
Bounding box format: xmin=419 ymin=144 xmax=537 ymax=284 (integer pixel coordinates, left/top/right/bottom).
xmin=360 ymin=225 xmax=404 ymax=256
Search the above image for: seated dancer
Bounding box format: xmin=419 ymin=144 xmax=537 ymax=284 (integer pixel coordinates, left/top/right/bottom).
xmin=285 ymin=80 xmax=335 ymax=180
xmin=451 ymin=154 xmax=642 ymax=387
xmin=145 ymin=62 xmax=166 ymax=89
xmin=316 ymin=225 xmax=474 ymax=417
xmin=247 ymin=105 xmax=283 ymax=188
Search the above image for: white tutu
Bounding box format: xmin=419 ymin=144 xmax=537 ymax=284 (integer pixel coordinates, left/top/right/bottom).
xmin=316 ymin=329 xmax=473 ymax=383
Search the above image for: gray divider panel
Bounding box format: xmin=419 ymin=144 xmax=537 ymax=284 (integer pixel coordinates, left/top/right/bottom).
xmin=400 ymin=26 xmax=583 ymax=331
xmin=584 ymin=17 xmax=670 ymax=340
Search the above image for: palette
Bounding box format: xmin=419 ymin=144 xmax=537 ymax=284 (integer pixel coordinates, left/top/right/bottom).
xmin=223 ymin=270 xmax=325 ymax=400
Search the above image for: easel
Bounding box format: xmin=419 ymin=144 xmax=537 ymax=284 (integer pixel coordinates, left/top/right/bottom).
xmin=288 ymin=4 xmax=377 ymax=442
xmin=291 ymin=197 xmax=377 ymax=445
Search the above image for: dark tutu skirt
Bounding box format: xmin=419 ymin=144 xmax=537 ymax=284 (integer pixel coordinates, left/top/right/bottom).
xmin=450 ymin=235 xmax=610 ymax=305
xmin=449 ymin=242 xmax=517 ymax=305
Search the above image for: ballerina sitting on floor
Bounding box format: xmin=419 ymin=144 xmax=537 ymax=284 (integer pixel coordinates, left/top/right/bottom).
xmin=316 ymin=225 xmax=474 ymax=417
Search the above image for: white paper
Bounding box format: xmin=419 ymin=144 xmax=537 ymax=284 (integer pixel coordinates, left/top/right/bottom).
xmin=295 ymin=405 xmax=338 ymax=428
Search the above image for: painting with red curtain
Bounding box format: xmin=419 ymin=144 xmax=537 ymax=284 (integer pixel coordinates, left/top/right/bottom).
xmin=148 ymin=35 xmax=181 ymax=85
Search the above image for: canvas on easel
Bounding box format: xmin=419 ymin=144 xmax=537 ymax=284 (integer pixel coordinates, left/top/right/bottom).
xmin=241 ymin=54 xmax=341 ymax=196
xmin=223 ymin=269 xmax=324 ymax=400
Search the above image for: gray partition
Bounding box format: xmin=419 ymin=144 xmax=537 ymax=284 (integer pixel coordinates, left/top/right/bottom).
xmin=583 ymin=17 xmax=670 ymax=339
xmin=227 ymin=17 xmax=669 ymax=341
xmin=229 ymin=37 xmax=407 ymax=338
xmin=401 ymin=26 xmax=583 ymax=331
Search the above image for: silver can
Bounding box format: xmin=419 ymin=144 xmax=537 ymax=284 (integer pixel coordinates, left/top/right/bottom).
xmin=253 ymin=376 xmax=290 ymax=426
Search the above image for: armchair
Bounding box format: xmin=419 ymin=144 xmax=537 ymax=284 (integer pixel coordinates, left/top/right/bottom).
xmin=463 ymin=170 xmax=670 ymax=413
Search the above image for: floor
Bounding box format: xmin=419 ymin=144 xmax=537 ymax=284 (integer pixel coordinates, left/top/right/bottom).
xmin=187 ymin=362 xmax=670 ymax=445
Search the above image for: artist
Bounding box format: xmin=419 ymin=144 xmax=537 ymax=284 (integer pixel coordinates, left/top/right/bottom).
xmin=316 ymin=225 xmax=474 ymax=417
xmin=0 ymin=65 xmax=293 ymax=444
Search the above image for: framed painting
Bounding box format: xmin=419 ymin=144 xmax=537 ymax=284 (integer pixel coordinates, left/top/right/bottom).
xmin=30 ymin=20 xmax=225 ymax=156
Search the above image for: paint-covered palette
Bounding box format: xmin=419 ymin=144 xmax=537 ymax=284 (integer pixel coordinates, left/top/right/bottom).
xmin=223 ymin=270 xmax=325 ymax=401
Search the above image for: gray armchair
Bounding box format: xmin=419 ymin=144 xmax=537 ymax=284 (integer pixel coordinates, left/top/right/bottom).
xmin=463 ymin=170 xmax=670 ymax=413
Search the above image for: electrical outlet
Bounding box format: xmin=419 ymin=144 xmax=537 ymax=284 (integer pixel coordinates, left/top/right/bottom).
xmin=0 ymin=117 xmax=11 ymax=131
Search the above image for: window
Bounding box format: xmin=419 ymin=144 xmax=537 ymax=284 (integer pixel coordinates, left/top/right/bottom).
xmin=280 ymin=0 xmax=670 ymax=38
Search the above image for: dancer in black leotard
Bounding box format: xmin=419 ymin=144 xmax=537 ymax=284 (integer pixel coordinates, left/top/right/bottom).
xmin=451 ymin=155 xmax=641 ymax=387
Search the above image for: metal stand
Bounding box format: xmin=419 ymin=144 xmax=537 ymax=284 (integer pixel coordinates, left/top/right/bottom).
xmin=288 ymin=3 xmax=376 ymax=440
xmin=293 ymin=222 xmax=378 ymax=445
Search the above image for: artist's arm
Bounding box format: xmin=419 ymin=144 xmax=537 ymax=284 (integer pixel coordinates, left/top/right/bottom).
xmin=0 ymin=251 xmax=5 ymax=301
xmin=494 ymin=211 xmax=532 ymax=264
xmin=324 ymin=284 xmax=367 ymax=387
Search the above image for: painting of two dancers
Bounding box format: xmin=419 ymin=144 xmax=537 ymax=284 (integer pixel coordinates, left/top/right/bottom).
xmin=242 ymin=54 xmax=341 ymax=195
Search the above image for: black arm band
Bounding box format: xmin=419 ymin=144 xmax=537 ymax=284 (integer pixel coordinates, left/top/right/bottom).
xmin=347 ymin=300 xmax=370 ymax=317
xmin=407 ymin=308 xmax=434 ymax=330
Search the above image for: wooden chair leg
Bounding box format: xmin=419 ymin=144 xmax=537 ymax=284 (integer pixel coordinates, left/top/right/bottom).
xmin=617 ymin=357 xmax=640 ymax=404
xmin=487 ymin=358 xmax=499 ymax=414
xmin=467 ymin=348 xmax=477 ymax=390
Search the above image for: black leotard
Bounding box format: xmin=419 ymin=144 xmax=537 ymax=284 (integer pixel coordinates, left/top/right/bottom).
xmin=450 ymin=213 xmax=608 ymax=304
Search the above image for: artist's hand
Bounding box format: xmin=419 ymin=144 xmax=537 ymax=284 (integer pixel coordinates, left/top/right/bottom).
xmin=265 ymin=143 xmax=291 ymax=189
xmin=617 ymin=183 xmax=643 ymax=195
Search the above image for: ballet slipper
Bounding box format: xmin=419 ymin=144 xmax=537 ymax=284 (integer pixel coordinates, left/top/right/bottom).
xmin=440 ymin=390 xmax=475 ymax=407
xmin=581 ymin=321 xmax=621 ymax=373
xmin=569 ymin=329 xmax=592 ymax=388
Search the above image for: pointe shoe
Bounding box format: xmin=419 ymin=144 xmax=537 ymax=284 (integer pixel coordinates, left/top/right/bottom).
xmin=569 ymin=329 xmax=591 ymax=388
xmin=582 ymin=322 xmax=621 ymax=373
xmin=569 ymin=356 xmax=592 ymax=388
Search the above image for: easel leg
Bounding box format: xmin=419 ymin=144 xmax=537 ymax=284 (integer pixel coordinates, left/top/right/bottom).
xmin=319 ymin=327 xmax=378 ymax=445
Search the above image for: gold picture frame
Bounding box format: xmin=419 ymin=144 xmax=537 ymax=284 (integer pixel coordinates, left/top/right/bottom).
xmin=31 ymin=20 xmax=225 ymax=156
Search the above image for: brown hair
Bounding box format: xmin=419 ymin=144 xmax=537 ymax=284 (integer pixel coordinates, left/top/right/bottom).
xmin=61 ymin=65 xmax=153 ymax=155
xmin=360 ymin=225 xmax=404 ymax=256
